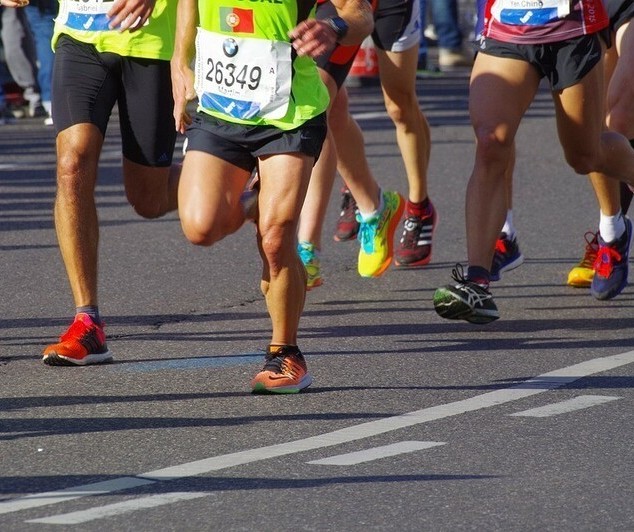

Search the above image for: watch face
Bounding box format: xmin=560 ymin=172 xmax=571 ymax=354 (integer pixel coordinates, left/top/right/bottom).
xmin=330 ymin=16 xmax=348 ymax=38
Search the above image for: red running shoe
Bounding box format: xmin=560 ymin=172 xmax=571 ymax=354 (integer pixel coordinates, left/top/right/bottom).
xmin=42 ymin=313 xmax=113 ymax=366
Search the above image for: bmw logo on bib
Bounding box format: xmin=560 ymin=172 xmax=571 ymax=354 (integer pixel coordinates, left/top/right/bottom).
xmin=223 ymin=38 xmax=239 ymax=58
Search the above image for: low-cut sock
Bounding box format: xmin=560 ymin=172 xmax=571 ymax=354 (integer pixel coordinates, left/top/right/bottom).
xmin=358 ymin=188 xmax=384 ymax=221
xmin=76 ymin=306 xmax=101 ymax=325
xmin=599 ymin=210 xmax=625 ymax=244
xmin=406 ymin=197 xmax=431 ymax=218
xmin=501 ymin=210 xmax=516 ymax=240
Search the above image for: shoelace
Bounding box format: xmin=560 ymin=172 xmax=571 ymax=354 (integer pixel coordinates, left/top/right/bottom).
xmin=450 ymin=263 xmax=489 ymax=291
xmin=358 ymin=221 xmax=375 ymax=253
xmin=297 ymin=244 xmax=316 ymax=265
xmin=60 ymin=319 xmax=94 ymax=342
xmin=579 ymin=231 xmax=599 ymax=268
xmin=263 ymin=349 xmax=302 ymax=377
xmin=593 ymin=245 xmax=622 ymax=278
xmin=450 ymin=263 xmax=468 ymax=284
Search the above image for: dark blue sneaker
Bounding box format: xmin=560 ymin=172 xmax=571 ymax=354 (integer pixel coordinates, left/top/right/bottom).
xmin=590 ymin=216 xmax=632 ymax=300
xmin=490 ymin=232 xmax=524 ymax=282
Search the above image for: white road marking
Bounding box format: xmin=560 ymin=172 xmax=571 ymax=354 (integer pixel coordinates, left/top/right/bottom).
xmin=26 ymin=492 xmax=209 ymax=525
xmin=0 ymin=478 xmax=155 ymax=515
xmin=2 ymin=350 xmax=632 ymax=521
xmin=307 ymin=441 xmax=446 ymax=465
xmin=508 ymin=395 xmax=620 ymax=418
xmin=352 ymin=111 xmax=388 ymax=121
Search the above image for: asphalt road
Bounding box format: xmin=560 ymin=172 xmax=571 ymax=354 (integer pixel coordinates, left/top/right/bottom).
xmin=1 ymin=69 xmax=633 ymax=531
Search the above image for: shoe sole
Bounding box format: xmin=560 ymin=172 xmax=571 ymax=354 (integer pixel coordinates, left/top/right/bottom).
xmin=306 ymin=278 xmax=323 ymax=291
xmin=251 ymin=374 xmax=313 ymax=394
xmin=490 ymin=253 xmax=525 ymax=282
xmin=359 ymin=194 xmax=405 ymax=278
xmin=333 ymin=233 xmax=358 ymax=242
xmin=43 ymin=351 xmax=114 ymax=366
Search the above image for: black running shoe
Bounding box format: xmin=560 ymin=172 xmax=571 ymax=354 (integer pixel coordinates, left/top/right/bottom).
xmin=433 ymin=264 xmax=499 ymax=324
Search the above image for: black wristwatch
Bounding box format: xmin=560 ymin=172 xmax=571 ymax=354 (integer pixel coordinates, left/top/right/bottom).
xmin=323 ymin=16 xmax=349 ymax=42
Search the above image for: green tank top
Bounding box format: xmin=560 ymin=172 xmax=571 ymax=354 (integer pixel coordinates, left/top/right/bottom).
xmin=195 ymin=1 xmax=329 ymax=130
xmin=53 ymin=0 xmax=176 ymax=61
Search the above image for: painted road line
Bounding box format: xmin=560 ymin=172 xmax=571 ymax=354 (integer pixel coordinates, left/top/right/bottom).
xmin=0 ymin=478 xmax=155 ymax=516
xmin=2 ymin=349 xmax=633 ymax=519
xmin=307 ymin=441 xmax=446 ymax=466
xmin=26 ymin=492 xmax=210 ymax=525
xmin=112 ymin=354 xmax=262 ymax=373
xmin=508 ymin=395 xmax=620 ymax=418
xmin=353 ymin=111 xmax=389 ymax=121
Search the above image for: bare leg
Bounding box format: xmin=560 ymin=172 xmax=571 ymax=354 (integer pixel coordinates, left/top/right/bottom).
xmin=258 ymin=154 xmax=313 ymax=345
xmin=54 ymin=124 xmax=103 ymax=308
xmin=467 ymin=53 xmax=540 ymax=272
xmin=376 ymin=44 xmax=430 ymax=203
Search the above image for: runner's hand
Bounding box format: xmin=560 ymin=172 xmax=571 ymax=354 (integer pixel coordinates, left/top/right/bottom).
xmin=289 ymin=19 xmax=339 ymax=59
xmin=0 ymin=0 xmax=29 ymax=7
xmin=171 ymin=65 xmax=196 ymax=135
xmin=107 ymin=0 xmax=155 ymax=32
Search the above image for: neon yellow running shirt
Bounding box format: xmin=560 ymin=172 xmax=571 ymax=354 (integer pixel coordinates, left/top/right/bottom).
xmin=53 ymin=0 xmax=176 ymax=61
xmin=195 ymin=1 xmax=329 ymax=129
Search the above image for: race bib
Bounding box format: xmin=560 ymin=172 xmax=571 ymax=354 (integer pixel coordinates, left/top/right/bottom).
xmin=57 ymin=0 xmax=114 ymax=32
xmin=492 ymin=0 xmax=571 ymax=25
xmin=195 ymin=28 xmax=292 ymax=121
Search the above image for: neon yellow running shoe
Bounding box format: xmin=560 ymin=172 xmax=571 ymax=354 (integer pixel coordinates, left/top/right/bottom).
xmin=357 ymin=190 xmax=404 ymax=278
xmin=297 ymin=241 xmax=323 ymax=290
xmin=567 ymin=231 xmax=598 ymax=288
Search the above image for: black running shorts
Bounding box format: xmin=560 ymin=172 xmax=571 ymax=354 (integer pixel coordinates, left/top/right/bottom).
xmin=184 ymin=112 xmax=327 ymax=172
xmin=52 ymin=34 xmax=176 ymax=167
xmin=479 ymin=33 xmax=607 ymax=91
xmin=608 ymin=0 xmax=634 ymax=33
xmin=316 ymin=0 xmax=420 ymax=88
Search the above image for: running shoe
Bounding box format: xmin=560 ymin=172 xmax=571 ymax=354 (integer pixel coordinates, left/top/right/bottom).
xmin=433 ymin=264 xmax=499 ymax=324
xmin=297 ymin=241 xmax=323 ymax=290
xmin=566 ymin=231 xmax=599 ymax=288
xmin=590 ymin=217 xmax=632 ymax=300
xmin=394 ymin=200 xmax=437 ymax=268
xmin=490 ymin=232 xmax=524 ymax=282
xmin=333 ymin=187 xmax=360 ymax=242
xmin=357 ymin=190 xmax=405 ymax=278
xmin=42 ymin=313 xmax=113 ymax=366
xmin=251 ymin=345 xmax=313 ymax=394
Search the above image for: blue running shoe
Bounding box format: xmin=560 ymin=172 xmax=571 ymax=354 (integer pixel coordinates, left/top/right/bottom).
xmin=490 ymin=232 xmax=524 ymax=282
xmin=590 ymin=216 xmax=632 ymax=300
xmin=297 ymin=241 xmax=322 ymax=290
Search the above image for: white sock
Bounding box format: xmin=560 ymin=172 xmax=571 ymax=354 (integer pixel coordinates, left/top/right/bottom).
xmin=599 ymin=211 xmax=625 ymax=243
xmin=358 ymin=188 xmax=384 ymax=221
xmin=501 ymin=210 xmax=515 ymax=239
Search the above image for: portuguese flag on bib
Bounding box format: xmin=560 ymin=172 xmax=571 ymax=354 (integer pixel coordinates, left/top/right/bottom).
xmin=219 ymin=7 xmax=254 ymax=33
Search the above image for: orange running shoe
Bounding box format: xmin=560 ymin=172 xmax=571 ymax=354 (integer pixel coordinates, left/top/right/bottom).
xmin=251 ymin=345 xmax=312 ymax=394
xmin=42 ymin=313 xmax=113 ymax=366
